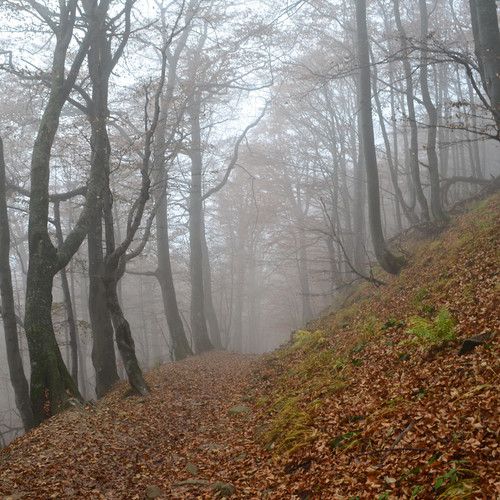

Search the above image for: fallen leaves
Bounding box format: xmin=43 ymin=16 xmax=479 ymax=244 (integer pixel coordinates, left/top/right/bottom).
xmin=1 ymin=194 xmax=500 ymax=499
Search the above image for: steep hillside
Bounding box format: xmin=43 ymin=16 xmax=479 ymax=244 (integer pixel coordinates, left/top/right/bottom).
xmin=0 ymin=192 xmax=499 ymax=499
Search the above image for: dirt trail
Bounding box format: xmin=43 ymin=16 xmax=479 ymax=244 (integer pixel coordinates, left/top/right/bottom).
xmin=0 ymin=351 xmax=271 ymax=499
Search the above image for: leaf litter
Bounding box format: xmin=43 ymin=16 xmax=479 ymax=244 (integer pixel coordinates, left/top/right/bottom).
xmin=1 ymin=193 xmax=499 ymax=499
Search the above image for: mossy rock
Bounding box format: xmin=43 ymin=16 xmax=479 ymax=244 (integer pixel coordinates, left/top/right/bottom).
xmin=228 ymin=405 xmax=252 ymax=416
xmin=210 ymin=481 xmax=236 ymax=497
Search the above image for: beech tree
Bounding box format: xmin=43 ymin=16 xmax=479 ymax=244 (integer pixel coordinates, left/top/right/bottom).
xmin=356 ymin=0 xmax=404 ymax=275
xmin=23 ymin=0 xmax=111 ymax=423
xmin=0 ymin=136 xmax=34 ymax=432
xmin=469 ymin=0 xmax=500 ymax=134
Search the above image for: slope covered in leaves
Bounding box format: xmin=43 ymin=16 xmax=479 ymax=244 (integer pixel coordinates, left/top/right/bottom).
xmin=1 ymin=192 xmax=499 ymax=499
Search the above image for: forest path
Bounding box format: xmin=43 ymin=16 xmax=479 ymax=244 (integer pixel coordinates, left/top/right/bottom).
xmin=0 ymin=351 xmax=275 ymax=499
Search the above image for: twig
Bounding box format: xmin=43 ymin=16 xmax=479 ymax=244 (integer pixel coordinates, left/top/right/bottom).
xmin=377 ymin=420 xmax=414 ymax=467
xmin=356 ymin=446 xmax=427 ymax=458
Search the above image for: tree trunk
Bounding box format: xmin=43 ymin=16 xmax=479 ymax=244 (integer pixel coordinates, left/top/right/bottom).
xmin=201 ymin=215 xmax=223 ymax=349
xmin=188 ymin=93 xmax=214 ymax=353
xmin=103 ymin=264 xmax=149 ymax=396
xmin=419 ymin=0 xmax=448 ymax=223
xmin=0 ymin=137 xmax=35 ymax=432
xmin=469 ymin=0 xmax=500 ymax=132
xmin=372 ymin=51 xmax=419 ymax=226
xmin=53 ymin=202 xmax=79 ymax=386
xmin=356 ymin=0 xmax=404 ymax=275
xmin=155 ymin=190 xmax=193 ymax=360
xmin=393 ymin=0 xmax=430 ymax=221
xmin=88 ymin=212 xmax=119 ymax=398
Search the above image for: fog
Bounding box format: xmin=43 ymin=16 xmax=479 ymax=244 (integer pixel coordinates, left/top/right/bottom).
xmin=0 ymin=0 xmax=499 ymax=443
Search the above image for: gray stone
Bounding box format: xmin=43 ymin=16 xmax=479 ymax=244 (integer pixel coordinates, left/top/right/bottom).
xmin=228 ymin=405 xmax=252 ymax=416
xmin=145 ymin=485 xmax=164 ymax=499
xmin=210 ymin=481 xmax=236 ymax=497
xmin=458 ymin=332 xmax=493 ymax=355
xmin=186 ymin=462 xmax=198 ymax=476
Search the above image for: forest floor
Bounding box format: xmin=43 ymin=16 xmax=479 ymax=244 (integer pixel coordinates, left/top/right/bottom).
xmin=1 ymin=191 xmax=499 ymax=500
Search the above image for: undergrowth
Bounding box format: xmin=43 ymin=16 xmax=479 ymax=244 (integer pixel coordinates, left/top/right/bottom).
xmin=407 ymin=307 xmax=457 ymax=346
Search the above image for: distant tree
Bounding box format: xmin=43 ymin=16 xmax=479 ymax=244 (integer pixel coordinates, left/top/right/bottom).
xmin=393 ymin=0 xmax=430 ymax=222
xmin=418 ymin=0 xmax=448 ymax=223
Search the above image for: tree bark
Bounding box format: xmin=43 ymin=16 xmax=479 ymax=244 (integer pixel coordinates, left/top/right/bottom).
xmin=53 ymin=201 xmax=79 ymax=386
xmin=24 ymin=1 xmax=102 ymax=424
xmin=188 ymin=93 xmax=214 ymax=353
xmin=469 ymin=0 xmax=500 ymax=132
xmin=153 ymin=151 xmax=193 ymax=361
xmin=393 ymin=0 xmax=430 ymax=221
xmin=419 ymin=0 xmax=448 ymax=223
xmin=356 ymin=0 xmax=404 ymax=275
xmin=201 ymin=216 xmax=223 ymax=349
xmin=0 ymin=137 xmax=35 ymax=432
xmin=88 ymin=211 xmax=119 ymax=398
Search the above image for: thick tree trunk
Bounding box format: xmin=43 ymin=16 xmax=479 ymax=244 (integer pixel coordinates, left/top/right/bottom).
xmin=24 ymin=0 xmax=108 ymax=424
xmin=25 ymin=251 xmax=81 ymax=422
xmin=356 ymin=0 xmax=404 ymax=275
xmin=0 ymin=137 xmax=35 ymax=432
xmin=88 ymin=213 xmax=119 ymax=398
xmin=26 ymin=70 xmax=83 ymax=425
xmin=469 ymin=0 xmax=500 ymax=131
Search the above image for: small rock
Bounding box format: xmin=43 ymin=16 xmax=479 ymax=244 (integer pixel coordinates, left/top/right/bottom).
xmin=210 ymin=481 xmax=236 ymax=497
xmin=145 ymin=485 xmax=163 ymax=499
xmin=228 ymin=405 xmax=251 ymax=416
xmin=186 ymin=462 xmax=198 ymax=476
xmin=458 ymin=332 xmax=493 ymax=355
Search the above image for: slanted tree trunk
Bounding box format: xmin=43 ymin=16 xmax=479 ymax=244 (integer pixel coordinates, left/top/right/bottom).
xmin=103 ymin=260 xmax=149 ymax=396
xmin=356 ymin=0 xmax=404 ymax=275
xmin=0 ymin=137 xmax=35 ymax=432
xmin=153 ymin=141 xmax=193 ymax=361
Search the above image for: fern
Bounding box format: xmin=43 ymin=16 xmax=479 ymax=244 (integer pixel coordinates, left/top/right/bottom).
xmin=408 ymin=307 xmax=456 ymax=346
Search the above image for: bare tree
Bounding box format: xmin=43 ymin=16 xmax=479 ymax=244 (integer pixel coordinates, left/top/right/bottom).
xmin=469 ymin=0 xmax=500 ymax=134
xmin=356 ymin=0 xmax=404 ymax=275
xmin=0 ymin=136 xmax=34 ymax=432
